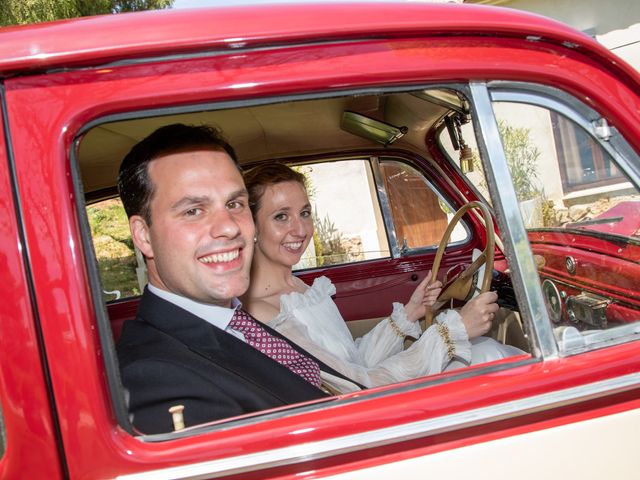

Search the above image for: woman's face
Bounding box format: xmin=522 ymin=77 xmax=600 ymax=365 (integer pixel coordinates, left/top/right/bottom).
xmin=255 ymin=180 xmax=314 ymax=268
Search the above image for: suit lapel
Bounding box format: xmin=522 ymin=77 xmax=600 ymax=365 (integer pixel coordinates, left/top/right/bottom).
xmin=136 ymin=290 xmax=332 ymax=402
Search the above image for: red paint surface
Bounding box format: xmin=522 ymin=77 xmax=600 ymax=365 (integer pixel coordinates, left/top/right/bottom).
xmin=0 ymin=4 xmax=638 ymax=478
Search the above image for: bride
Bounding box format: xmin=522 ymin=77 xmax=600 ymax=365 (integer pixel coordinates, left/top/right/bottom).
xmin=241 ymin=163 xmax=523 ymax=392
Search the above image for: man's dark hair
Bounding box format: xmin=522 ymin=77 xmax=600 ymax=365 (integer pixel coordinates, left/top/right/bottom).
xmin=117 ymin=123 xmax=238 ymax=224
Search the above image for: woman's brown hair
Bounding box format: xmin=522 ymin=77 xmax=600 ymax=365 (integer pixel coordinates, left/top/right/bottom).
xmin=243 ymin=163 xmax=307 ymax=217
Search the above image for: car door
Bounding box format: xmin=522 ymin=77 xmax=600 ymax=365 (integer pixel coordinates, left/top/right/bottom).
xmin=1 ymin=4 xmax=640 ymax=479
xmin=0 ymin=85 xmax=65 ymax=478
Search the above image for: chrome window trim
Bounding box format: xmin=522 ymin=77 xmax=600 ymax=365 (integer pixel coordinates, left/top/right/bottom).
xmin=371 ymin=155 xmax=401 ymax=257
xmin=118 ymin=372 xmax=640 ymax=480
xmin=469 ymin=82 xmax=558 ymax=359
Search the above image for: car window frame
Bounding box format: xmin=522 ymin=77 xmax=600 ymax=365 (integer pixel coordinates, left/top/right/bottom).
xmin=73 ymin=83 xmax=539 ymax=439
xmin=470 ymin=80 xmax=640 ymax=358
xmin=285 ymin=154 xmax=473 ymax=274
xmin=375 ymin=155 xmax=472 ymax=258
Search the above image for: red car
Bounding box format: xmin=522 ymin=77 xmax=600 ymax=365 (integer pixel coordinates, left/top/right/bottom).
xmin=1 ymin=2 xmax=639 ymax=479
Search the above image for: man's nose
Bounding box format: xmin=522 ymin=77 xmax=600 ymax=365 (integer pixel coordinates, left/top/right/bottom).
xmin=209 ymin=209 xmax=241 ymax=238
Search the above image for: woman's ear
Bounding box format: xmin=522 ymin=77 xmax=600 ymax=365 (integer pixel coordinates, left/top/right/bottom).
xmin=130 ymin=215 xmax=154 ymax=259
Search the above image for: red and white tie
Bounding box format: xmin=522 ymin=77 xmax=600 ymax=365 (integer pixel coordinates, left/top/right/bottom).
xmin=229 ymin=310 xmax=321 ymax=388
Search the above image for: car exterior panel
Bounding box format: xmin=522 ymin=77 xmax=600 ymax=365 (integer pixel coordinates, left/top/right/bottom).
xmin=0 ymin=4 xmax=638 ymax=479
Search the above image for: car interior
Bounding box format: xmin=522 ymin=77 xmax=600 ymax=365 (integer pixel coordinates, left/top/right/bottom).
xmin=75 ymin=82 xmax=639 ymax=434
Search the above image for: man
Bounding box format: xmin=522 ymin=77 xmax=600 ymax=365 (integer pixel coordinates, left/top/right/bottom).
xmin=116 ymin=124 xmax=355 ymax=435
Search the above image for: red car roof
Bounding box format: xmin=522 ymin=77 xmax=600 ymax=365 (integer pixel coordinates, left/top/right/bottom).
xmin=0 ymin=2 xmax=634 ymax=80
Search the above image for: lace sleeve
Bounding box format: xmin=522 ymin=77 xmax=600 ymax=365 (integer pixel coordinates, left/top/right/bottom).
xmin=361 ymin=309 xmax=472 ymax=386
xmin=354 ymin=302 xmax=422 ymax=368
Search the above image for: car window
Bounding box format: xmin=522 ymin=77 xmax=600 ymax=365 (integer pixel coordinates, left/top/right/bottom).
xmin=461 ymin=96 xmax=640 ymax=354
xmin=87 ymin=198 xmax=141 ymax=301
xmin=292 ymin=157 xmax=469 ymax=271
xmin=293 ymin=159 xmax=390 ymax=270
xmin=79 ymin=86 xmax=536 ymax=438
xmin=380 ymin=159 xmax=468 ymax=252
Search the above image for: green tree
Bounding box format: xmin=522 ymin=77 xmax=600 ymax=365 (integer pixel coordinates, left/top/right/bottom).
xmin=498 ymin=120 xmax=542 ymax=202
xmin=471 ymin=120 xmax=542 ymax=202
xmin=0 ymin=0 xmax=174 ymax=26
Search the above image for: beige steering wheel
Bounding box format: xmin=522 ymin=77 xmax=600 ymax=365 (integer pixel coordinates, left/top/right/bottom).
xmin=424 ymin=201 xmax=495 ymax=328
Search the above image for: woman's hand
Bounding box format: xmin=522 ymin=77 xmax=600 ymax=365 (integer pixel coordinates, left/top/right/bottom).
xmin=459 ymin=291 xmax=499 ymax=338
xmin=404 ymin=270 xmax=443 ymax=322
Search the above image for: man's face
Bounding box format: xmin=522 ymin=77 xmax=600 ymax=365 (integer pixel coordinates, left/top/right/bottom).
xmin=130 ymin=149 xmax=255 ymax=307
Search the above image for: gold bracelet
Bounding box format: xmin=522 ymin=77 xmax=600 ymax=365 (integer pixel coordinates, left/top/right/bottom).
xmin=436 ymin=323 xmax=456 ymax=360
xmin=388 ymin=316 xmax=405 ymax=338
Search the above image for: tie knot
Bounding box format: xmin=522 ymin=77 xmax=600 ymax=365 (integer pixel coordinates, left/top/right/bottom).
xmin=228 ymin=309 xmax=259 ymax=333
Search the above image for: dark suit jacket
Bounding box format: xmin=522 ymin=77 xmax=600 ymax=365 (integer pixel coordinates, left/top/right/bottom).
xmin=117 ymin=289 xmax=357 ymax=434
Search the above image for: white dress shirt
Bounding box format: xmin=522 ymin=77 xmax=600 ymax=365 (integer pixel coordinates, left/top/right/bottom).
xmin=147 ymin=284 xmax=245 ymax=341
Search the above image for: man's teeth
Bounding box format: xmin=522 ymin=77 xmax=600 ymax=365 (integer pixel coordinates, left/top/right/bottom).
xmin=284 ymin=242 xmax=302 ymax=249
xmin=200 ymin=250 xmax=239 ymax=263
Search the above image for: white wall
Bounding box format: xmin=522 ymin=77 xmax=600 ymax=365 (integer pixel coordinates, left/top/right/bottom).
xmin=476 ymin=0 xmax=640 ymax=70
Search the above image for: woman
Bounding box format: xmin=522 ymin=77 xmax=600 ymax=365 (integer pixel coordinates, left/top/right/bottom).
xmin=241 ymin=163 xmax=523 ymax=391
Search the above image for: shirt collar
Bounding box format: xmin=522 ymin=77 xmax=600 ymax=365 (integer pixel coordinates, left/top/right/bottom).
xmin=147 ymin=283 xmax=241 ymax=330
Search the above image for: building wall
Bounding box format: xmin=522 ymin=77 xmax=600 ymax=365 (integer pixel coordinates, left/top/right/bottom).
xmin=467 ymin=0 xmax=640 ymax=70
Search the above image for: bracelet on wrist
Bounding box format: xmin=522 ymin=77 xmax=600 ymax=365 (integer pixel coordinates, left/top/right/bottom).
xmin=436 ymin=323 xmax=456 ymax=360
xmin=388 ymin=316 xmax=405 ymax=338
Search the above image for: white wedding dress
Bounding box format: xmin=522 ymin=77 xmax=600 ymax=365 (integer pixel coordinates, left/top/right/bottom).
xmin=267 ymin=276 xmax=523 ymax=392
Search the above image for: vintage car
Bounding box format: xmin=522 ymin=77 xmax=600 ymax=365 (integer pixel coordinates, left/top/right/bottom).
xmin=0 ymin=2 xmax=639 ymax=479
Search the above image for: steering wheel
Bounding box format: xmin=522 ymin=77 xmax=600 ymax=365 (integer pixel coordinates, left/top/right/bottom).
xmin=424 ymin=201 xmax=495 ymax=328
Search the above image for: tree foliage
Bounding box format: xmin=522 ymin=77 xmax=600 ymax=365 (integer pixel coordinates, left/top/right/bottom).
xmin=470 ymin=120 xmax=542 ymax=202
xmin=497 ymin=120 xmax=542 ymax=201
xmin=0 ymin=0 xmax=174 ymax=26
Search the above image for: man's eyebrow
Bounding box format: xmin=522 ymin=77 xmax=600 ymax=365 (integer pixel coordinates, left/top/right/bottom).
xmin=228 ymin=189 xmax=249 ymax=201
xmin=170 ymin=195 xmax=210 ymax=211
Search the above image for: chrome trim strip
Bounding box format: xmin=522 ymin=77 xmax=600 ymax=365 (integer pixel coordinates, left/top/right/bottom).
xmin=469 ymin=82 xmax=558 ymax=359
xmin=118 ymin=372 xmax=640 ymax=480
xmin=371 ymin=155 xmax=401 ymax=257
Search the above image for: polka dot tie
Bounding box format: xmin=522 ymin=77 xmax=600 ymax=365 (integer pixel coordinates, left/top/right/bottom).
xmin=229 ymin=310 xmax=321 ymax=388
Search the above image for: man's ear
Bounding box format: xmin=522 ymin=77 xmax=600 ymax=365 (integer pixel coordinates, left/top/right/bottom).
xmin=130 ymin=215 xmax=154 ymax=259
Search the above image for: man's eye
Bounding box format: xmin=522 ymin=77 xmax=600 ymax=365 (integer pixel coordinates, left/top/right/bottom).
xmin=185 ymin=208 xmax=202 ymax=216
xmin=227 ymin=200 xmax=245 ymax=210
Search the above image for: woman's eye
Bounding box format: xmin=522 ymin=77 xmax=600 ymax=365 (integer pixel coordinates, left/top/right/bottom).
xmin=274 ymin=213 xmax=287 ymax=221
xmin=301 ymin=210 xmax=312 ymax=218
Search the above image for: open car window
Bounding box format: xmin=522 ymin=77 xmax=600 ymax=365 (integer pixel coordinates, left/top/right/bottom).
xmin=78 ymin=85 xmax=544 ymax=437
xmin=88 ymin=198 xmax=141 ymax=301
xmin=292 ymin=159 xmax=390 ymax=271
xmin=380 ymin=159 xmax=469 ymax=253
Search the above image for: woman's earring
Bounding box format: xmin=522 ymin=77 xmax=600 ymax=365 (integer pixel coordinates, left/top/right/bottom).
xmin=254 ymin=236 xmax=258 ymax=243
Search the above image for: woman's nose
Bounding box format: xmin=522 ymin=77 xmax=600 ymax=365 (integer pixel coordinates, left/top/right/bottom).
xmin=290 ymin=216 xmax=307 ymax=236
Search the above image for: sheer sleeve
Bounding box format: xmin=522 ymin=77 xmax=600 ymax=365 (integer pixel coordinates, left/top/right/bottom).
xmin=269 ymin=276 xmax=473 ymax=389
xmin=354 ymin=302 xmax=421 ymax=367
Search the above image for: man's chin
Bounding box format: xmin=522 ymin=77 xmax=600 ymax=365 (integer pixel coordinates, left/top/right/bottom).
xmin=205 ymin=281 xmax=250 ymax=304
